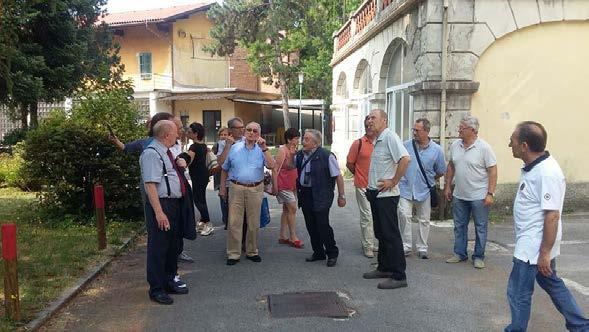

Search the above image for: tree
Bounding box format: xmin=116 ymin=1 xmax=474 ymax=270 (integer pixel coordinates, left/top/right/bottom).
xmin=205 ymin=0 xmax=310 ymax=129
xmin=0 ymin=0 xmax=125 ymax=130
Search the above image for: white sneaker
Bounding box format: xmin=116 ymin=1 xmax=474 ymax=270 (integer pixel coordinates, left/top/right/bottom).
xmin=197 ymin=221 xmax=205 ymax=232
xmin=200 ymin=223 xmax=214 ymax=236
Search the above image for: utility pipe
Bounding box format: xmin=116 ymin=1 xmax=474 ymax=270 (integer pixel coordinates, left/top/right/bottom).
xmin=439 ymin=0 xmax=449 ymax=219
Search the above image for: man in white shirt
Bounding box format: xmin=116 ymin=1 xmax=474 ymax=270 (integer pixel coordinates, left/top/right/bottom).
xmin=444 ymin=115 xmax=497 ymax=269
xmin=505 ymin=121 xmax=589 ymax=331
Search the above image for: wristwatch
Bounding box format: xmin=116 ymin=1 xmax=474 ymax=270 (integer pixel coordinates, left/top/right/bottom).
xmin=487 ymin=192 xmax=494 ymax=197
xmin=262 ymin=148 xmax=268 ymax=152
xmin=338 ymin=194 xmax=346 ymax=199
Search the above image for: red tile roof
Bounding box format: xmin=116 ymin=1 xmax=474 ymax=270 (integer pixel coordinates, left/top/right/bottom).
xmin=101 ymin=2 xmax=214 ymax=27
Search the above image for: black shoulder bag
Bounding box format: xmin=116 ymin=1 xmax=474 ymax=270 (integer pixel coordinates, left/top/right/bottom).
xmin=412 ymin=140 xmax=438 ymax=208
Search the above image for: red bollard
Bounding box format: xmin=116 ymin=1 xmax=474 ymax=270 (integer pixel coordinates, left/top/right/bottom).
xmin=2 ymin=223 xmax=20 ymax=321
xmin=94 ymin=184 xmax=107 ymax=250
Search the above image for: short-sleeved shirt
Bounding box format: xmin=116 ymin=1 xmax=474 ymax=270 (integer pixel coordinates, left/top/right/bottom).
xmin=368 ymin=128 xmax=410 ymax=198
xmin=217 ymin=137 xmax=244 ymax=187
xmin=298 ymin=148 xmax=341 ymax=187
xmin=513 ymin=153 xmax=564 ymax=264
xmin=449 ymin=138 xmax=497 ymax=201
xmin=188 ymin=142 xmax=209 ymax=184
xmin=222 ymin=141 xmax=266 ymax=183
xmin=346 ymin=136 xmax=374 ymax=188
xmin=399 ymin=139 xmax=447 ymax=202
xmin=140 ymin=139 xmax=182 ymax=198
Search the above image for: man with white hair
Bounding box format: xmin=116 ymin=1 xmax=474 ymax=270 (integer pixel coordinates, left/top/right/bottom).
xmin=296 ymin=129 xmax=346 ymax=267
xmin=220 ymin=121 xmax=274 ymax=265
xmin=444 ymin=115 xmax=497 ymax=269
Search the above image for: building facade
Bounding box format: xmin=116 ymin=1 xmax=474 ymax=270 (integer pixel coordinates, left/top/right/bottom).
xmin=331 ymin=0 xmax=589 ymax=184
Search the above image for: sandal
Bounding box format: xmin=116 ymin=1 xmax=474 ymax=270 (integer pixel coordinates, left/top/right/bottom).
xmin=278 ymin=238 xmax=290 ymax=245
xmin=290 ymin=240 xmax=304 ymax=249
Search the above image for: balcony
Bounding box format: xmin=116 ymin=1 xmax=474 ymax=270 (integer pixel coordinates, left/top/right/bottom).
xmin=125 ymin=73 xmax=173 ymax=92
xmin=332 ymin=0 xmax=417 ymax=65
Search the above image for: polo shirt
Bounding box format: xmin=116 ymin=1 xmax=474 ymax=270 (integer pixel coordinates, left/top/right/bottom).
xmin=399 ymin=139 xmax=447 ymax=202
xmin=449 ymin=138 xmax=497 ymax=201
xmin=346 ymin=135 xmax=374 ymax=188
xmin=140 ymin=139 xmax=183 ymax=198
xmin=298 ymin=148 xmax=341 ymax=187
xmin=222 ymin=141 xmax=266 ymax=184
xmin=513 ymin=153 xmax=564 ymax=265
xmin=367 ymin=128 xmax=409 ymax=198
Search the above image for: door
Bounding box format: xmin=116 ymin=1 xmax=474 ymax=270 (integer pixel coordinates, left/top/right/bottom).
xmin=203 ymin=110 xmax=221 ymax=143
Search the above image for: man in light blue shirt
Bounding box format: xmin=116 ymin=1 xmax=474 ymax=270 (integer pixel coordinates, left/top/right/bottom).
xmin=398 ymin=118 xmax=446 ymax=259
xmin=220 ymin=122 xmax=274 ymax=265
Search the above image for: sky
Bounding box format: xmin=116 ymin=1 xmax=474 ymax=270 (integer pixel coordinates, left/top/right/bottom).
xmin=105 ymin=0 xmax=220 ymax=13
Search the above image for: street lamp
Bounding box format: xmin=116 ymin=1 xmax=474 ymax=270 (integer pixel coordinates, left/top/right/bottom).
xmin=298 ymin=72 xmax=304 ymax=139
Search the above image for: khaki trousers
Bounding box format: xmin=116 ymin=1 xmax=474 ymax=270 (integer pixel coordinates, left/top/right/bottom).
xmin=398 ymin=196 xmax=431 ymax=253
xmin=227 ymin=182 xmax=263 ymax=260
xmin=355 ymin=187 xmax=378 ymax=251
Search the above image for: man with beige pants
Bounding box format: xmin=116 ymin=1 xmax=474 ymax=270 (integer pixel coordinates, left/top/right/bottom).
xmin=346 ymin=116 xmax=378 ymax=258
xmin=220 ymin=122 xmax=274 ymax=265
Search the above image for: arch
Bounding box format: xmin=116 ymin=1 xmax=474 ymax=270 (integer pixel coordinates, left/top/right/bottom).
xmin=471 ymin=20 xmax=589 ymax=183
xmin=335 ymin=72 xmax=348 ymax=100
xmin=352 ymin=59 xmax=370 ymax=95
xmin=377 ymin=38 xmax=416 ymax=93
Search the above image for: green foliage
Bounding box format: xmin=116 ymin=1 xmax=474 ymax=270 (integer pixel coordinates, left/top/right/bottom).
xmin=0 ymin=143 xmax=36 ymax=189
xmin=20 ymin=89 xmax=144 ymax=224
xmin=0 ymin=127 xmax=28 ymax=146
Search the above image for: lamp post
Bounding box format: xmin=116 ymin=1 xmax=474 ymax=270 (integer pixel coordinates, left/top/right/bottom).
xmin=298 ymin=72 xmax=304 ymax=139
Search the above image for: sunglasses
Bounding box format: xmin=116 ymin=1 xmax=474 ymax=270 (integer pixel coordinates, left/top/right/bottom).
xmin=246 ymin=128 xmax=259 ymax=133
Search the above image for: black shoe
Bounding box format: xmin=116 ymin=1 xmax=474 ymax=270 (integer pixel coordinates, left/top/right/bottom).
xmin=326 ymin=257 xmax=337 ymax=267
xmin=227 ymin=258 xmax=239 ymax=265
xmin=149 ymin=292 xmax=173 ymax=305
xmin=305 ymin=255 xmax=326 ymax=262
xmin=363 ymin=270 xmax=393 ymax=279
xmin=165 ymin=283 xmax=189 ymax=295
xmin=246 ymin=255 xmax=262 ymax=263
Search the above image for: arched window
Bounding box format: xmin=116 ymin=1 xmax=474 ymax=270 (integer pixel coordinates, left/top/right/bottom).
xmin=385 ymin=43 xmax=416 ymax=140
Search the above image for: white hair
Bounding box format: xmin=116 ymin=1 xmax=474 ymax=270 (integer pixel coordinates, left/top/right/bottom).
xmin=462 ymin=115 xmax=479 ymax=132
xmin=305 ymin=129 xmax=322 ymax=146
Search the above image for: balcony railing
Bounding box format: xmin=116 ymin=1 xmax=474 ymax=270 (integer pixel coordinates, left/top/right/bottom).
xmin=334 ymin=0 xmax=401 ymax=52
xmin=125 ymin=73 xmax=173 ymax=92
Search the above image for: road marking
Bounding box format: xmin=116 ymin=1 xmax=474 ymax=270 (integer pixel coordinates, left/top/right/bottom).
xmin=562 ymin=278 xmax=589 ymax=296
xmin=431 ymin=221 xmax=454 ymax=228
xmin=505 ymin=240 xmax=589 ymax=248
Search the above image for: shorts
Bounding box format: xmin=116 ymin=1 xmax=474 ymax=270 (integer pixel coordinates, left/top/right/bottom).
xmin=276 ymin=189 xmax=297 ymax=204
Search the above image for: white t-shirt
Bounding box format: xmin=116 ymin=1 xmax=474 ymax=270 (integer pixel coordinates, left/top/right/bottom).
xmin=367 ymin=128 xmax=409 ymax=198
xmin=449 ymin=138 xmax=497 ymax=200
xmin=513 ymin=154 xmax=565 ymax=265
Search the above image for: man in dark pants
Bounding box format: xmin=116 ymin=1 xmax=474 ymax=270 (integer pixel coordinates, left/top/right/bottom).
xmin=296 ymin=129 xmax=346 ymax=267
xmin=140 ymin=120 xmax=189 ymax=305
xmin=363 ymin=109 xmax=410 ymax=289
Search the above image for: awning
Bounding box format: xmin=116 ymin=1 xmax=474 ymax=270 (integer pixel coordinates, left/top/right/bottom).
xmin=158 ymin=88 xmax=280 ymax=102
xmin=232 ymin=98 xmax=326 ymax=111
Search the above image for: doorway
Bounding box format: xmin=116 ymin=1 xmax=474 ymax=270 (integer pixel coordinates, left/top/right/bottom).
xmin=203 ymin=110 xmax=221 ymax=143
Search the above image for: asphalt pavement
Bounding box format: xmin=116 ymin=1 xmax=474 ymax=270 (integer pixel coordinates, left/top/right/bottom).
xmin=42 ymin=181 xmax=589 ymax=331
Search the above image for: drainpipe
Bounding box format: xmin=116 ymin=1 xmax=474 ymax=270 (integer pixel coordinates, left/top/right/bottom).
xmin=439 ymin=0 xmax=449 ymax=220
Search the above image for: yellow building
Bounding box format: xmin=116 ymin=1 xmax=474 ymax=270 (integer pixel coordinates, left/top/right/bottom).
xmin=102 ymin=3 xmax=283 ymax=143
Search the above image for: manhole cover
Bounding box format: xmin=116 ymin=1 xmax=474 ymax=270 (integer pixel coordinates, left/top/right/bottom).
xmin=267 ymin=291 xmax=349 ymax=318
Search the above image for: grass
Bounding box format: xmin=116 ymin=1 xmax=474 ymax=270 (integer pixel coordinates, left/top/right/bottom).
xmin=0 ymin=188 xmax=143 ymax=329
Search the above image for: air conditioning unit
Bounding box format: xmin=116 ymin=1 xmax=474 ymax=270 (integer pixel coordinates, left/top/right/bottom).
xmin=141 ymin=73 xmax=152 ymax=80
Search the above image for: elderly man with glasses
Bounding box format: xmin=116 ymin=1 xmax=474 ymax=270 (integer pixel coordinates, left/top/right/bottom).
xmin=443 ymin=115 xmax=497 ymax=269
xmin=220 ymin=122 xmax=274 ymax=265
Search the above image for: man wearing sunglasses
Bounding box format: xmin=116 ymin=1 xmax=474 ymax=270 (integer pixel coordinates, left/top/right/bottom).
xmin=220 ymin=122 xmax=275 ymax=265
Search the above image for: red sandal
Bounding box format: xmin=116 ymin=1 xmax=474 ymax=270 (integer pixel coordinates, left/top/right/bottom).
xmin=278 ymin=238 xmax=290 ymax=245
xmin=290 ymin=240 xmax=304 ymax=249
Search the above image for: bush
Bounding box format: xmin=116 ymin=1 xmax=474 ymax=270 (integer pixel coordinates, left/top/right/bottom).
xmin=1 ymin=128 xmax=28 ymax=146
xmin=0 ymin=143 xmax=37 ymax=189
xmin=21 ymin=89 xmax=146 ymax=224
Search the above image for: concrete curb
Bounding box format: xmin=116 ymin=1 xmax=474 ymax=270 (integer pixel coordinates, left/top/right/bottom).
xmin=24 ymin=227 xmax=145 ymax=331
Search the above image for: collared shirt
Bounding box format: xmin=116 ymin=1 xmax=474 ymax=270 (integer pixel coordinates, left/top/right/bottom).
xmin=222 ymin=141 xmax=266 ymax=183
xmin=216 ymin=137 xmax=244 ymax=157
xmin=449 ymin=138 xmax=497 ymax=200
xmin=140 ymin=139 xmax=183 ymax=198
xmin=298 ymin=148 xmax=340 ymax=187
xmin=399 ymin=139 xmax=447 ymax=202
xmin=346 ymin=135 xmax=374 ymax=188
xmin=513 ymin=153 xmax=564 ymax=265
xmin=368 ymin=128 xmax=409 ymax=198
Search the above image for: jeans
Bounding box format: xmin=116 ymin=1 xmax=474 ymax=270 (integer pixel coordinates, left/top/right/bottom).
xmin=452 ymin=197 xmax=488 ymax=260
xmin=505 ymin=258 xmax=589 ymax=332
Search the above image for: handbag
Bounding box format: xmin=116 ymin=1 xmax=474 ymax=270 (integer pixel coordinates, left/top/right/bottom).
xmin=263 ymin=171 xmax=273 ymax=195
xmin=206 ymin=148 xmax=218 ymax=174
xmin=260 ymin=196 xmax=271 ymax=228
xmin=412 ymin=140 xmax=438 ymax=208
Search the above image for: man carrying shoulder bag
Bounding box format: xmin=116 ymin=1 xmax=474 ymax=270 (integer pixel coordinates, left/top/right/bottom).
xmin=397 ymin=118 xmax=447 ymax=259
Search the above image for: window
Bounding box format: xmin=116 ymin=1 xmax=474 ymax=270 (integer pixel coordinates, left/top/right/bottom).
xmin=139 ymin=52 xmax=152 ymax=80
xmin=385 ymin=43 xmax=416 ymax=140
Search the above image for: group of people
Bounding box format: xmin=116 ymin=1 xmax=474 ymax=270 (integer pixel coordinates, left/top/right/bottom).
xmin=115 ymin=109 xmax=588 ymax=330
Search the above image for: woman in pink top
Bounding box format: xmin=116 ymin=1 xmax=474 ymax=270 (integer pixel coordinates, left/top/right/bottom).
xmin=272 ymin=128 xmax=303 ymax=248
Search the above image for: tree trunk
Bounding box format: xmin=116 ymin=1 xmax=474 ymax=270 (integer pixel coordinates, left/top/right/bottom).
xmin=20 ymin=104 xmax=28 ymax=130
xmin=273 ymin=41 xmax=290 ymax=129
xmin=29 ymin=102 xmax=38 ymax=129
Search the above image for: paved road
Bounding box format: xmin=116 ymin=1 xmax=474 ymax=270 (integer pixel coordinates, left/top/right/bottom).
xmin=43 ymin=182 xmax=589 ymax=331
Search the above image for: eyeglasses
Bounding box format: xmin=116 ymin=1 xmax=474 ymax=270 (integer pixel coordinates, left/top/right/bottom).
xmin=246 ymin=128 xmax=259 ymax=133
xmin=231 ymin=126 xmax=244 ymax=130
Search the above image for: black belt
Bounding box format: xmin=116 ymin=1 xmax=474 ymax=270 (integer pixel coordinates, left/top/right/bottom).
xmin=230 ymin=180 xmax=262 ymax=187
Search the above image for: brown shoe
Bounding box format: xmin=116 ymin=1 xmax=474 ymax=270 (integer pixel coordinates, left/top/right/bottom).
xmin=377 ymin=278 xmax=408 ymax=289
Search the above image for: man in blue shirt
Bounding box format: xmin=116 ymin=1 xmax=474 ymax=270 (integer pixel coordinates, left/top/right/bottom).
xmin=220 ymin=122 xmax=275 ymax=265
xmin=398 ymin=118 xmax=446 ymax=259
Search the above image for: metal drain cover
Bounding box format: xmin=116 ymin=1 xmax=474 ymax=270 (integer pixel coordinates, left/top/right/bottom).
xmin=267 ymin=291 xmax=349 ymax=318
